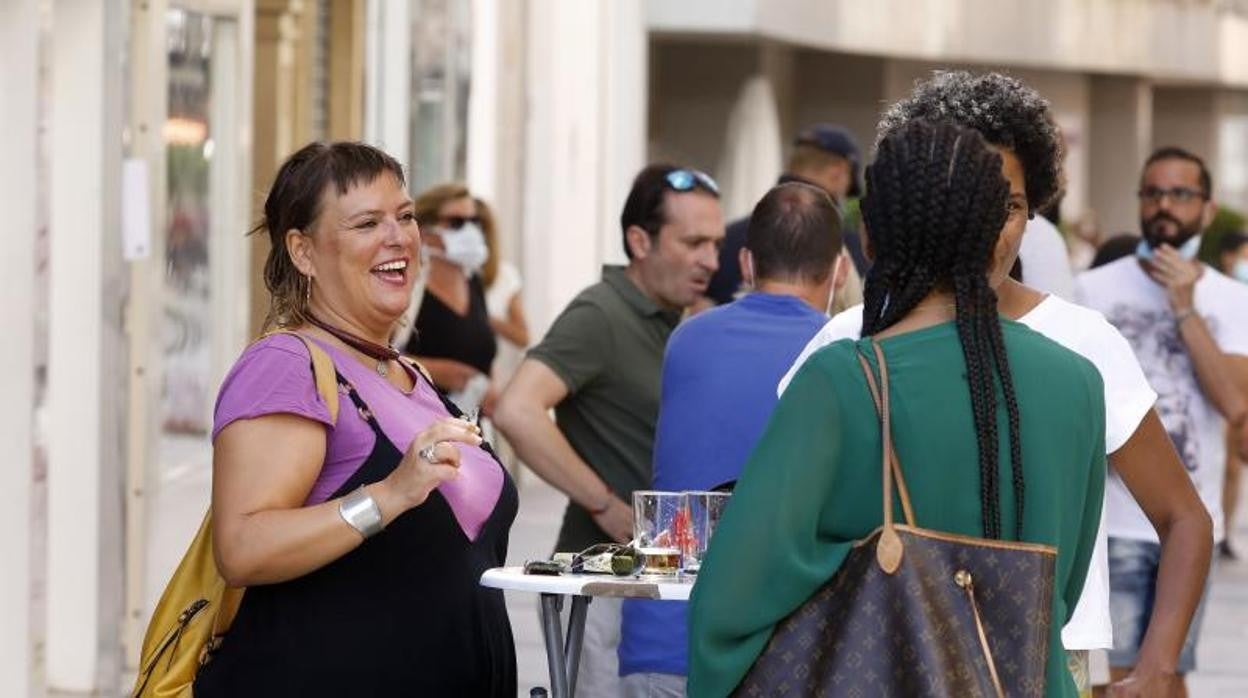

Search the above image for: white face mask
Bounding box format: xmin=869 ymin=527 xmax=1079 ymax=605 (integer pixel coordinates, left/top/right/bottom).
xmin=435 ymin=222 xmax=489 ymax=274
xmin=743 ymin=250 xmax=842 ymax=316
xmin=1136 ymin=235 xmax=1202 ymax=261
xmin=824 ymin=255 xmax=844 ymax=317
xmin=1233 ymin=259 xmax=1248 ymax=284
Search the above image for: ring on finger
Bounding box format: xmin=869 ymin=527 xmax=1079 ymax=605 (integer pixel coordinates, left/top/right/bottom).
xmin=419 ymin=443 xmax=441 ymax=463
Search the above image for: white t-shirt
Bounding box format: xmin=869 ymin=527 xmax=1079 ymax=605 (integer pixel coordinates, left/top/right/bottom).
xmin=485 ymin=261 xmax=523 ymax=320
xmin=1019 ymin=216 xmax=1076 ymax=301
xmin=778 ymin=296 xmax=1157 ymax=650
xmin=1076 ymin=257 xmax=1248 ymax=545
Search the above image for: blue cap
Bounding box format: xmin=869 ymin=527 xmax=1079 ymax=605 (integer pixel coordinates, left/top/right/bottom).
xmin=794 ymin=123 xmax=863 ymax=198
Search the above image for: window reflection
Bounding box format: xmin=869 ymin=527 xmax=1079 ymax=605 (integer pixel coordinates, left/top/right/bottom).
xmin=410 ymin=0 xmax=471 ymax=194
xmin=163 ymin=8 xmax=214 ymax=435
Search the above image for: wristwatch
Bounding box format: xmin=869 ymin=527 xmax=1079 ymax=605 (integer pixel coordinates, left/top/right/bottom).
xmin=339 ymin=487 xmax=384 ymax=539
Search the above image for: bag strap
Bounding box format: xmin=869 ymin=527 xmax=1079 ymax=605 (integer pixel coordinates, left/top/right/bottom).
xmin=855 ymin=340 xmax=914 ymax=575
xmin=856 ymin=343 xmax=916 ymax=527
xmin=263 ymin=330 xmax=340 ymax=423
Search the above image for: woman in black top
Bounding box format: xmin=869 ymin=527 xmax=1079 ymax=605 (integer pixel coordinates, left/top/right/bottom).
xmin=406 ymin=184 xmax=499 ymax=410
xmin=193 ymin=142 xmax=516 ymax=696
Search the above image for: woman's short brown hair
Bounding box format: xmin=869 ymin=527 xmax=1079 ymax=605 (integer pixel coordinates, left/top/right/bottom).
xmin=474 ymin=196 xmax=500 ymax=287
xmin=252 ymin=141 xmax=405 ymax=331
xmin=413 ymin=183 xmax=471 ymax=229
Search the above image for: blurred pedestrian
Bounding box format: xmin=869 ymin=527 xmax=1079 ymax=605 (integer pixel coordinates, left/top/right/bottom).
xmin=702 ymin=123 xmax=863 ymax=313
xmin=476 ymin=196 xmax=527 ymax=473
xmin=405 ymin=184 xmax=498 ymax=416
xmin=619 ymin=182 xmax=844 ymax=696
xmin=1217 ymin=229 xmax=1248 ymax=560
xmin=1091 ymin=234 xmax=1141 ymax=269
xmin=195 ymin=142 xmax=516 ymax=696
xmin=1077 ymin=146 xmax=1248 ymax=694
xmin=495 ymin=164 xmax=723 ymax=696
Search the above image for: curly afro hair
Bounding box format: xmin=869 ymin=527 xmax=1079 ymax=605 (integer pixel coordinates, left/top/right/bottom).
xmin=877 ymin=71 xmax=1064 ymax=214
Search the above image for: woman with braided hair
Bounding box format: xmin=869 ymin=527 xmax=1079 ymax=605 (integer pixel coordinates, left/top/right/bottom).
xmin=688 ymin=119 xmax=1106 ymax=697
xmin=781 ymin=71 xmax=1211 ymax=697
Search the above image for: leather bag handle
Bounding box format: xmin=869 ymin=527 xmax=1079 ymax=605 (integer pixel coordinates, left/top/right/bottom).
xmin=856 ymin=340 xmax=916 ymax=574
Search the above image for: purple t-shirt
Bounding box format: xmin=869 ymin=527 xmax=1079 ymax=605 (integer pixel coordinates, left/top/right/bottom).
xmin=212 ymin=333 xmax=504 ymax=542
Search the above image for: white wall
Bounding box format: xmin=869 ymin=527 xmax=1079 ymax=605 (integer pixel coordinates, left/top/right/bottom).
xmin=1215 ymin=92 xmax=1248 ymax=212
xmin=0 ymin=0 xmax=40 ymax=693
xmin=1090 ymin=76 xmax=1154 ymax=237
xmin=648 ymin=41 xmax=759 ymax=175
xmin=522 ymin=0 xmax=647 ymax=336
xmin=364 ymin=0 xmax=411 ymax=159
xmin=650 ymin=0 xmax=1248 ymax=89
xmin=46 ymin=0 xmax=127 ymax=690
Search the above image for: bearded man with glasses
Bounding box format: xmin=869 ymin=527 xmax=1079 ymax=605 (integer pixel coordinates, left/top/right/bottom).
xmin=1076 ymin=146 xmax=1248 ymax=693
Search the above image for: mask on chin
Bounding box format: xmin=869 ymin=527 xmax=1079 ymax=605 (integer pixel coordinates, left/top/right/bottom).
xmin=1135 ymin=235 xmax=1202 ymax=262
xmin=1139 ymin=212 xmax=1203 ymax=261
xmin=824 ymin=255 xmax=843 ymax=317
xmin=434 ymin=222 xmax=490 ymax=275
xmin=1233 ymin=260 xmax=1248 ymax=284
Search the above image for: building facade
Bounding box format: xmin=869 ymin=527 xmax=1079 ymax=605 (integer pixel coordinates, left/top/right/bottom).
xmin=6 ymin=0 xmax=1248 ymax=693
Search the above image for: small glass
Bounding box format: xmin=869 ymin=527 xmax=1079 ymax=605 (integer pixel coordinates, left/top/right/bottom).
xmin=632 ymin=491 xmax=685 ymax=576
xmin=680 ymin=491 xmax=731 ymax=574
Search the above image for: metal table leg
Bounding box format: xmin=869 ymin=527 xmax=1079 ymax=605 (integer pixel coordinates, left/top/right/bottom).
xmin=564 ymin=596 xmax=592 ymax=696
xmin=538 ymin=594 xmax=593 ymax=697
xmin=540 ymin=593 xmax=569 ymax=697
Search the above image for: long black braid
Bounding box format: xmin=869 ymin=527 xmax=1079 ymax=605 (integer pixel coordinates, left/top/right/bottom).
xmin=860 ymin=120 xmax=1026 ymax=540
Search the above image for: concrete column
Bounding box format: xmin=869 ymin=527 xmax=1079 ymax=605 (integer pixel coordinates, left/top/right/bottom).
xmin=595 ymin=0 xmax=648 ymax=267
xmin=467 ymin=0 xmax=501 ymax=201
xmin=1153 ymin=86 xmax=1220 ymax=174
xmin=793 ymin=52 xmax=885 ymax=159
xmin=488 ymin=0 xmax=529 ymax=272
xmin=522 ymin=0 xmax=647 ymax=335
xmin=1089 ymin=76 xmax=1153 ymax=237
xmin=327 ymin=0 xmax=366 ymax=141
xmin=122 ymin=0 xmax=168 ymax=669
xmin=46 ymin=0 xmax=127 ymax=690
xmin=363 ymin=0 xmax=411 ymax=159
xmin=249 ymin=0 xmax=303 ymax=336
xmin=0 ymin=0 xmax=40 ymax=693
xmin=1214 ymin=91 xmax=1248 ymax=211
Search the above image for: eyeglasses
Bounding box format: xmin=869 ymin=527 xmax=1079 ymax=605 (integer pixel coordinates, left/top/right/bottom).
xmin=438 ymin=215 xmax=481 ymax=230
xmin=665 ymin=169 xmax=720 ymax=196
xmin=1137 ymin=187 xmax=1207 ymax=205
xmin=571 ymin=542 xmax=639 ymax=576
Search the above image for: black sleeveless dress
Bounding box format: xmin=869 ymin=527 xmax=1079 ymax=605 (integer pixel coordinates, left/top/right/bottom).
xmin=194 ymin=366 xmax=518 ymax=696
xmin=407 ymin=274 xmax=497 ymax=376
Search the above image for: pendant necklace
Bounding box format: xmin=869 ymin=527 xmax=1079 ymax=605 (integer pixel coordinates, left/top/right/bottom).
xmin=306 ymin=314 xmax=399 ymax=377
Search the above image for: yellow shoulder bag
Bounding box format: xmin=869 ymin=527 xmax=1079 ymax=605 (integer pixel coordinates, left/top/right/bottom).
xmin=131 ymin=331 xmax=340 ymax=697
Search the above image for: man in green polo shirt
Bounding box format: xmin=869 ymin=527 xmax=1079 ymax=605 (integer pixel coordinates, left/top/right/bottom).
xmin=495 ymin=164 xmax=724 ymax=695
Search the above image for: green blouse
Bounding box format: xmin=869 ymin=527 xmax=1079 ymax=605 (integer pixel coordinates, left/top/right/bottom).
xmin=687 ymin=320 xmax=1106 ymax=697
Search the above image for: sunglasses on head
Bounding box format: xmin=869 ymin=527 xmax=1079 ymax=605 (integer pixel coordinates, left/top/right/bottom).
xmin=665 ymin=169 xmax=719 ymax=196
xmin=438 ymin=215 xmax=481 ymax=230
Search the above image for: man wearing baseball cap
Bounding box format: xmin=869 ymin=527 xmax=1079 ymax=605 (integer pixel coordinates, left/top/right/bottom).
xmin=704 ymin=123 xmax=868 ymax=307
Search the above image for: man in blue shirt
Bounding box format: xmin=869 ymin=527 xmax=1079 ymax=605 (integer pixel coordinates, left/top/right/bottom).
xmin=618 ymin=182 xmax=847 ymax=697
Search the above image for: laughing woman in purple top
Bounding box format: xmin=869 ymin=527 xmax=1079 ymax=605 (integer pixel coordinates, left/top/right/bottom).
xmin=193 ymin=142 xmax=517 ymax=697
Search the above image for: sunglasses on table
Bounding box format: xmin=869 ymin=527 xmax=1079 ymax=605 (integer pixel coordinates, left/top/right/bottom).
xmin=437 ymin=215 xmax=482 ymax=230
xmin=1137 ymin=187 xmax=1207 ymax=205
xmin=665 ymin=169 xmax=720 ymax=196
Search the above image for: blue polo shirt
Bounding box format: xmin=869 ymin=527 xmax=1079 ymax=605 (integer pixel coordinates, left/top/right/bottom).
xmin=618 ymin=292 xmax=829 ymax=677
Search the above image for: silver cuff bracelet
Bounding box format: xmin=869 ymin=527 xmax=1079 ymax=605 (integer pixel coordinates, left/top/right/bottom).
xmin=339 ymin=487 xmax=384 ymax=539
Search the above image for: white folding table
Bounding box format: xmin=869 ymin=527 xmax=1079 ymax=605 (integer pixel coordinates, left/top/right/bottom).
xmin=480 ymin=567 xmax=694 ymax=697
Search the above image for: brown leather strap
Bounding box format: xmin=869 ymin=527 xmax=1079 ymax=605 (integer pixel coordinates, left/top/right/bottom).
xmin=857 ymin=341 xmax=914 ymax=574
xmin=856 ymin=344 xmax=917 ymax=527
